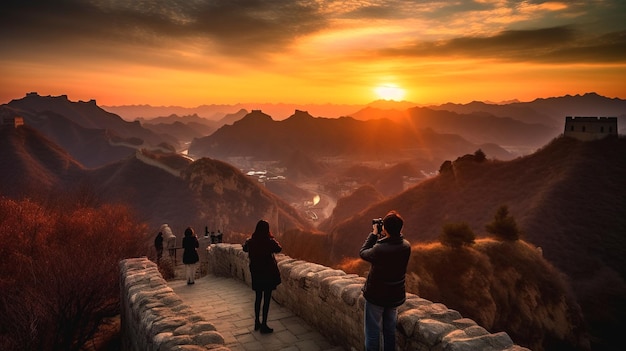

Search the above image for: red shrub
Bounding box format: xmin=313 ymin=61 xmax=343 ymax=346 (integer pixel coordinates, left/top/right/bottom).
xmin=0 ymin=195 xmax=146 ymax=351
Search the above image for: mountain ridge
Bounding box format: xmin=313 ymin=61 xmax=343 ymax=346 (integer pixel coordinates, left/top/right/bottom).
xmin=0 ymin=124 xmax=312 ymax=237
xmin=188 ymin=109 xmax=514 ymax=164
xmin=294 ymin=135 xmax=625 ymax=351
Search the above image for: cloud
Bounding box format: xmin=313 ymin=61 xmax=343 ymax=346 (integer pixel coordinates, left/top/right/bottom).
xmin=1 ymin=0 xmax=624 ymax=68
xmin=375 ymin=26 xmax=626 ymax=63
xmin=0 ymin=0 xmax=328 ymax=57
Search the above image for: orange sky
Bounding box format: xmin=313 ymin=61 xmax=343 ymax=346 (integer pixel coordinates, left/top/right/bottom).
xmin=1 ymin=0 xmax=625 ymax=107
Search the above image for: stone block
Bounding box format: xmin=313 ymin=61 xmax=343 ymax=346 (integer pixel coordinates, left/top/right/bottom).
xmin=430 ymin=309 xmax=463 ymax=323
xmin=153 ymin=331 xmax=174 ymax=345
xmin=398 ymin=309 xmax=421 ymax=336
xmin=158 ymin=335 xmax=194 ymax=349
xmin=442 ymin=331 xmax=514 ymax=351
xmin=340 ymin=283 xmax=363 ymax=306
xmin=451 ymin=318 xmax=477 ymax=329
xmin=193 ymin=330 xmax=225 ymax=345
xmin=150 ymin=317 xmax=189 ymax=337
xmin=416 ymin=318 xmax=457 ymax=346
xmin=464 ymin=325 xmax=489 ymax=337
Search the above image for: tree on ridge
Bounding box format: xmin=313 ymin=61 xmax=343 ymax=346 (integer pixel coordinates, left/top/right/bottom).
xmin=485 ymin=205 xmax=521 ymax=241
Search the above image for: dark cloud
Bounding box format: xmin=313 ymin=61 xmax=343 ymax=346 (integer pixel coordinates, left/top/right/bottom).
xmin=0 ymin=0 xmax=328 ymax=57
xmin=1 ymin=0 xmax=624 ymax=66
xmin=543 ymin=30 xmax=626 ymax=63
xmin=342 ymin=5 xmax=399 ymax=20
xmin=378 ymin=26 xmax=626 ymax=63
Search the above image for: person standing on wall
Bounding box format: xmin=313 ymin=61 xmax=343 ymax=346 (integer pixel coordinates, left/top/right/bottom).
xmin=182 ymin=226 xmax=200 ymax=285
xmin=160 ymin=223 xmax=177 ymax=258
xmin=154 ymin=231 xmax=164 ymax=263
xmin=242 ymin=220 xmax=282 ymax=334
xmin=360 ymin=210 xmax=411 ymax=351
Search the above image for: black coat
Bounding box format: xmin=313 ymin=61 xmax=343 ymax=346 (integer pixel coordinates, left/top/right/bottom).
xmin=182 ymin=235 xmax=199 ymax=264
xmin=360 ymin=233 xmax=411 ymax=307
xmin=243 ymin=236 xmax=282 ymax=291
xmin=154 ymin=233 xmax=163 ymax=250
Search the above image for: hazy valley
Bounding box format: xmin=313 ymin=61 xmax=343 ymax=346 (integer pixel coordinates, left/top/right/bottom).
xmin=1 ymin=92 xmax=625 ymax=351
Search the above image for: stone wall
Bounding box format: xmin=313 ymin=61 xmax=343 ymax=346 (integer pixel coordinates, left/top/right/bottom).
xmin=119 ymin=257 xmax=229 ymax=351
xmin=206 ymin=243 xmax=530 ymax=351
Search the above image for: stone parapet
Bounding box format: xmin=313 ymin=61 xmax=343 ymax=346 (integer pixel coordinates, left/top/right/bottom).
xmin=206 ymin=243 xmax=530 ymax=351
xmin=119 ymin=257 xmax=229 ymax=351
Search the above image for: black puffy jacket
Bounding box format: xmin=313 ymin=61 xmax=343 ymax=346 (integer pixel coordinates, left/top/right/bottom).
xmin=360 ymin=233 xmax=411 ymax=307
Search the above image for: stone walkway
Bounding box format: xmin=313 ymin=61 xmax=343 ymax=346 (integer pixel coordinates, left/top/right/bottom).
xmin=169 ymin=274 xmax=345 ymax=351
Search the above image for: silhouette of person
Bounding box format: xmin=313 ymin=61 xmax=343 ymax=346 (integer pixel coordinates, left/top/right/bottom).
xmin=360 ymin=210 xmax=411 ymax=351
xmin=154 ymin=231 xmax=164 ymax=263
xmin=242 ymin=220 xmax=282 ymax=334
xmin=182 ymin=227 xmax=200 ymax=285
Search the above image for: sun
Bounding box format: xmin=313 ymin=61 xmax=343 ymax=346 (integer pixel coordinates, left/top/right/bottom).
xmin=374 ymin=84 xmax=406 ymax=101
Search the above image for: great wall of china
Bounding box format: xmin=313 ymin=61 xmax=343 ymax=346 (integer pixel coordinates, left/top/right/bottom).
xmin=120 ymin=244 xmax=530 ymax=351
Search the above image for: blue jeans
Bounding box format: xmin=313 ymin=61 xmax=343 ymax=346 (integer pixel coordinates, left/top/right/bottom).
xmin=364 ymin=300 xmax=397 ymax=351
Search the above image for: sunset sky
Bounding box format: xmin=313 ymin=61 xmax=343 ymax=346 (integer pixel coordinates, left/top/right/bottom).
xmin=1 ymin=0 xmax=625 ymax=107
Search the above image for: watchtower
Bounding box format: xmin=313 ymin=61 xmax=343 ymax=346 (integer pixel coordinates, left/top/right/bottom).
xmin=564 ymin=116 xmax=617 ymax=141
xmin=1 ymin=116 xmax=24 ymax=128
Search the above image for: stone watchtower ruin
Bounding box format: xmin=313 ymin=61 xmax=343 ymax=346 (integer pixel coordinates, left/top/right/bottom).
xmin=564 ymin=116 xmax=618 ymax=141
xmin=1 ymin=116 xmax=24 ymax=128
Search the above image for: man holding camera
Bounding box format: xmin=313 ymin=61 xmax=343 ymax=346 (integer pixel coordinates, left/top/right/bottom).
xmin=360 ymin=210 xmax=411 ymax=351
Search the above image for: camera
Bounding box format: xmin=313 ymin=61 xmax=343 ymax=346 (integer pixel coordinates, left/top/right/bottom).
xmin=372 ymin=218 xmax=383 ymax=236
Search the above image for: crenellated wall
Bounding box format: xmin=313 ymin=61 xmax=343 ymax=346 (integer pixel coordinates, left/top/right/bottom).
xmin=119 ymin=257 xmax=230 ymax=351
xmin=119 ymin=247 xmax=530 ymax=351
xmin=206 ymin=243 xmax=531 ymax=351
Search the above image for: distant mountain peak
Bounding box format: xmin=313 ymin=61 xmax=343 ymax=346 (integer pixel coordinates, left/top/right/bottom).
xmin=286 ymin=109 xmax=314 ymax=121
xmin=235 ymin=110 xmax=273 ymax=125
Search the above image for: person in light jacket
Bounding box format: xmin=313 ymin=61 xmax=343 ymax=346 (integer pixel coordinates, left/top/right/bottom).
xmin=182 ymin=226 xmax=199 ymax=285
xmin=242 ymin=220 xmax=282 ymax=334
xmin=360 ymin=210 xmax=411 ymax=351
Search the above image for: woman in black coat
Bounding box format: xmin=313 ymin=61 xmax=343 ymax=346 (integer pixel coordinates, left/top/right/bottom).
xmin=242 ymin=220 xmax=282 ymax=334
xmin=182 ymin=227 xmax=200 ymax=285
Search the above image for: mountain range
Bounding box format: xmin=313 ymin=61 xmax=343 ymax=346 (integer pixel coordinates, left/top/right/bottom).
xmin=1 ymin=91 xmax=625 ymax=351
xmin=188 ymin=109 xmax=515 ymax=168
xmin=1 ymin=93 xmax=176 ymax=168
xmin=0 ymin=125 xmax=309 ymax=236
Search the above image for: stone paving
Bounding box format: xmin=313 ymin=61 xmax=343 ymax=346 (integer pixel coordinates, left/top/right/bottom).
xmin=169 ymin=274 xmax=346 ymax=351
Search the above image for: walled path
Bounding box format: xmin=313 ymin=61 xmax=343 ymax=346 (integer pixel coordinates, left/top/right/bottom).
xmin=169 ymin=274 xmax=345 ymax=351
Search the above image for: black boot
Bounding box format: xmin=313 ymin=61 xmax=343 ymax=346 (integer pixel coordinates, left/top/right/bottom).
xmin=254 ymin=320 xmax=261 ymax=331
xmin=260 ymin=323 xmax=273 ymax=334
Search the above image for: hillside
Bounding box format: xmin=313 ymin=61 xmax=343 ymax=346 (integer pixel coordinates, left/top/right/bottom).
xmin=4 ymin=93 xmax=175 ymax=156
xmin=0 ymin=124 xmax=313 ymax=240
xmin=0 ymin=125 xmax=85 ymax=196
xmin=317 ymin=184 xmax=384 ymax=232
xmin=180 ymin=158 xmax=312 ymax=234
xmin=340 ymin=239 xmax=588 ymax=351
xmin=7 ymin=93 xmax=163 ymax=142
xmin=294 ymin=135 xmax=625 ymax=351
xmin=0 ymin=105 xmax=139 ymax=168
xmin=188 ymin=109 xmax=513 ymax=164
xmin=88 ymin=155 xmax=313 ymax=236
